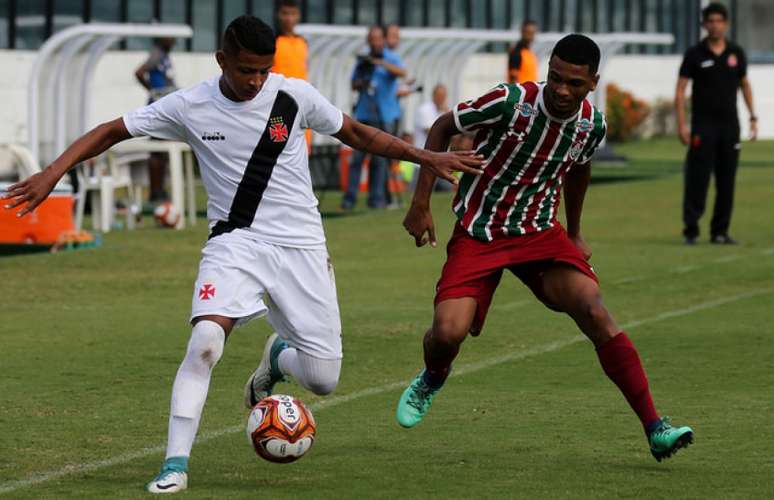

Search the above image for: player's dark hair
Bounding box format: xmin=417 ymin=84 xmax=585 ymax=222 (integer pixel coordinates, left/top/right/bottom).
xmin=521 ymin=19 xmax=537 ymax=29
xmin=550 ymin=33 xmax=601 ymax=75
xmin=278 ymin=0 xmax=299 ymax=9
xmin=222 ymin=15 xmax=275 ymax=56
xmin=702 ymin=2 xmax=728 ymax=21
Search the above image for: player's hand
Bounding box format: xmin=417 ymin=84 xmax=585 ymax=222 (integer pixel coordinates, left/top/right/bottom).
xmin=2 ymin=168 xmax=59 ymax=217
xmin=678 ymin=124 xmax=691 ymax=146
xmin=749 ymin=119 xmax=758 ymax=142
xmin=569 ymin=233 xmax=592 ymax=260
xmin=403 ymin=202 xmax=436 ymax=248
xmin=422 ymin=150 xmax=484 ymax=185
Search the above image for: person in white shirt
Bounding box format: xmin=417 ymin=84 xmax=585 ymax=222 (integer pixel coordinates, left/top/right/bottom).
xmin=415 ymin=84 xmax=454 ymax=191
xmin=414 ymin=84 xmax=449 ymax=149
xmin=3 ymin=15 xmax=483 ymax=495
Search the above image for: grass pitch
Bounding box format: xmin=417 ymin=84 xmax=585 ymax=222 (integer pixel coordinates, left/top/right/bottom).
xmin=1 ymin=139 xmax=773 ymax=498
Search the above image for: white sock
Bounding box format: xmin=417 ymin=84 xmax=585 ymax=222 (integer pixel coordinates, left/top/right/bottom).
xmin=165 ymin=415 xmax=199 ymax=460
xmin=278 ymin=347 xmax=341 ymax=396
xmin=165 ymin=320 xmax=225 ymax=460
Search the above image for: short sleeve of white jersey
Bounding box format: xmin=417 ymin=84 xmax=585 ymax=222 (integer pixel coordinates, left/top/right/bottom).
xmin=122 ymin=91 xmax=187 ymax=141
xmin=293 ymin=80 xmax=344 ymax=136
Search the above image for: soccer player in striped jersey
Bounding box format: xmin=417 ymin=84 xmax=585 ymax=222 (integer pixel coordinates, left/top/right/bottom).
xmin=4 ymin=16 xmax=484 ymax=494
xmin=395 ymin=34 xmax=694 ymax=462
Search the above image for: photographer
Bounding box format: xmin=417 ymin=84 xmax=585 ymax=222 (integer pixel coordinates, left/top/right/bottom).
xmin=342 ymin=25 xmax=406 ymax=210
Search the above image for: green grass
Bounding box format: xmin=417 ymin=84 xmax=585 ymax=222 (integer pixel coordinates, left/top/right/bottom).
xmin=1 ymin=138 xmax=774 ymax=498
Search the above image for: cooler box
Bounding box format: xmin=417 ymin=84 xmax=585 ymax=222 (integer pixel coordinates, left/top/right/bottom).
xmin=0 ymin=182 xmax=75 ymax=245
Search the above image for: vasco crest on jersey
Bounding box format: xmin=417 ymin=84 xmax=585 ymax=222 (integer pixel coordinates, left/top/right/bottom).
xmin=268 ymin=116 xmax=289 ymax=143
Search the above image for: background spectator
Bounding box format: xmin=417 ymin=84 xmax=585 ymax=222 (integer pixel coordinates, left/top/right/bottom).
xmin=134 ymin=37 xmax=177 ymax=203
xmin=342 ymin=25 xmax=406 ymax=210
xmin=272 ymin=0 xmax=307 ymax=80
xmin=507 ymin=20 xmax=538 ymax=84
xmin=414 ymin=84 xmax=449 ymax=149
xmin=675 ymin=2 xmax=757 ymax=245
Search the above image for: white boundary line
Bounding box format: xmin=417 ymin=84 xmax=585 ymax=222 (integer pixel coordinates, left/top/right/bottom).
xmin=0 ymin=288 xmax=770 ymax=495
xmin=610 ymin=248 xmax=773 ymax=286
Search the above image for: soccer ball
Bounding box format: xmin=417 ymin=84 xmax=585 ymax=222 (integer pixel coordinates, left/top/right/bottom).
xmin=153 ymin=201 xmax=180 ymax=228
xmin=246 ymin=394 xmax=316 ymax=463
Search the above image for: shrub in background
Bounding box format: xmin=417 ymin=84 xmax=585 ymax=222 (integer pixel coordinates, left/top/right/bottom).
xmin=605 ymin=83 xmax=650 ymax=142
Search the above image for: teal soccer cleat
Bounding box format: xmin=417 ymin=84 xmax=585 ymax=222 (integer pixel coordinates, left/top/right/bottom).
xmin=243 ymin=333 xmax=288 ymax=408
xmin=146 ymin=456 xmax=188 ymax=494
xmin=649 ymin=416 xmax=694 ymax=462
xmin=396 ymin=371 xmax=441 ymax=428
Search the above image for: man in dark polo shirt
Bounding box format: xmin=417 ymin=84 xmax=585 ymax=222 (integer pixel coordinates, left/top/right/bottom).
xmin=675 ymin=2 xmax=757 ymax=245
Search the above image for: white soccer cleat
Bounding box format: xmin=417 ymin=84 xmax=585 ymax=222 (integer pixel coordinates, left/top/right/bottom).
xmin=243 ymin=333 xmax=288 ymax=408
xmin=146 ymin=470 xmax=188 ymax=494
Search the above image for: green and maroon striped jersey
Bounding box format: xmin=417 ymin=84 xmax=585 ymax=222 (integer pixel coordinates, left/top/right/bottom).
xmin=451 ymin=81 xmax=606 ymax=241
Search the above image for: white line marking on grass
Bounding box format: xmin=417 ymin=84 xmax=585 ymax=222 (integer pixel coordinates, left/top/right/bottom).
xmin=1 ymin=288 xmax=771 ymax=496
xmin=713 ymin=255 xmax=741 ymax=264
xmin=762 ymin=248 xmax=774 ymax=256
xmin=498 ymin=300 xmax=530 ymax=311
xmin=674 ymin=265 xmax=698 ymax=273
xmin=611 ymin=276 xmax=645 ymax=285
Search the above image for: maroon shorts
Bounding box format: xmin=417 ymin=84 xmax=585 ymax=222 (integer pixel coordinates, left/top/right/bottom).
xmin=435 ymin=223 xmax=598 ymax=333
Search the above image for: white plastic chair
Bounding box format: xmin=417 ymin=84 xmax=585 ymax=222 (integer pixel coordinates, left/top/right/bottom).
xmin=0 ymin=144 xmax=42 ymax=180
xmin=74 ymin=150 xmax=143 ymax=232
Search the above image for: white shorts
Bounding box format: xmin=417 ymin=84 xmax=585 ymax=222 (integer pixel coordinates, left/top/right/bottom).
xmin=191 ymin=230 xmax=342 ymax=360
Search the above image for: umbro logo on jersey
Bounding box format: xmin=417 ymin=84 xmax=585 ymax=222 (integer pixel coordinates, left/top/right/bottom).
xmin=201 ymin=131 xmax=226 ymax=141
xmin=576 ymin=118 xmax=594 ymax=132
xmin=514 ymin=102 xmax=538 ymax=118
xmin=268 ymin=116 xmax=289 ymax=143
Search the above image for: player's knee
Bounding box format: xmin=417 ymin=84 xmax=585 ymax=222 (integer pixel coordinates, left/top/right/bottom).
xmin=303 ymin=374 xmax=339 ymax=396
xmin=580 ymin=297 xmax=612 ymax=329
xmin=432 ymin=316 xmax=469 ymax=345
xmin=187 ymin=320 xmax=225 ymax=369
xmin=297 ymin=354 xmax=340 ymax=396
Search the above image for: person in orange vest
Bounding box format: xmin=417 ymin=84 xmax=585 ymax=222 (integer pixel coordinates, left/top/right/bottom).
xmin=507 ymin=20 xmax=539 ymax=84
xmin=273 ymin=0 xmax=313 ymax=149
xmin=273 ymin=0 xmax=307 ymax=79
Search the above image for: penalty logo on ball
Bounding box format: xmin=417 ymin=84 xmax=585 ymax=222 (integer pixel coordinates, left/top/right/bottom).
xmin=246 ymin=394 xmax=316 ymax=463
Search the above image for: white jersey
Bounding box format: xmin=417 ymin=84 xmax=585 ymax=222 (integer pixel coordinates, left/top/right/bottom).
xmin=123 ymin=73 xmax=343 ymax=248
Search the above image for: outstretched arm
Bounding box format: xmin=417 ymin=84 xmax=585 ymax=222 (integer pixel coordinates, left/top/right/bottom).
xmin=564 ymin=162 xmax=592 ymax=259
xmin=3 ymin=118 xmax=132 ymax=216
xmin=403 ymin=111 xmax=460 ymax=247
xmin=333 ymin=114 xmax=482 ymax=184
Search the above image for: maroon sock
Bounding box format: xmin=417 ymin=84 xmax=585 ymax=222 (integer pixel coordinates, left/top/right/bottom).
xmin=596 ymin=332 xmax=660 ymax=432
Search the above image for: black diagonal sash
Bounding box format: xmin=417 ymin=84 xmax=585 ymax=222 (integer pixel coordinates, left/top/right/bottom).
xmin=209 ymin=91 xmax=298 ymax=240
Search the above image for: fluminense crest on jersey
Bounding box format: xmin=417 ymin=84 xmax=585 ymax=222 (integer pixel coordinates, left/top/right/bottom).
xmin=268 ymin=116 xmax=289 ymax=143
xmin=568 ymin=140 xmax=585 ymax=160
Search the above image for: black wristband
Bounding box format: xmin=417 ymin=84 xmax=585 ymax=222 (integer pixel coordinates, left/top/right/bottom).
xmin=750 ymin=115 xmax=758 ymax=122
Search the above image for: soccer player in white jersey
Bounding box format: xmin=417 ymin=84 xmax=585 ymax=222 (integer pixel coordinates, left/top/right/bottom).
xmin=3 ymin=15 xmax=483 ymax=495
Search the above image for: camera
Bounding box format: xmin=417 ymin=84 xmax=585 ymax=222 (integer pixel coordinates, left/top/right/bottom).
xmin=354 ymin=51 xmax=383 ymax=85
